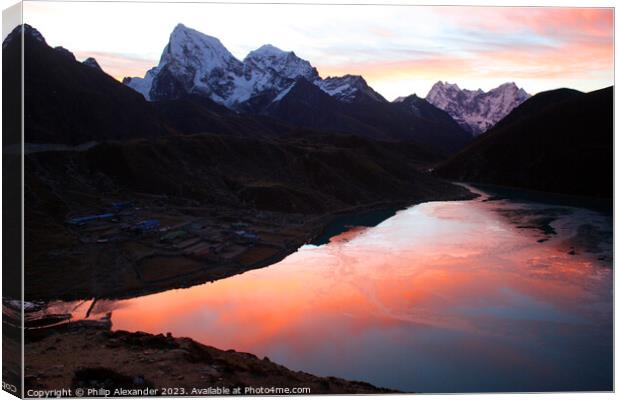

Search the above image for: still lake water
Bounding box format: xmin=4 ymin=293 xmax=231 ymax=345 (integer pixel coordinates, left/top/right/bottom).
xmin=58 ymin=186 xmax=613 ymax=393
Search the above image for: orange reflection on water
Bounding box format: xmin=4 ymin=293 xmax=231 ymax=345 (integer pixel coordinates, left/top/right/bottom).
xmin=97 ymin=197 xmax=611 ymax=392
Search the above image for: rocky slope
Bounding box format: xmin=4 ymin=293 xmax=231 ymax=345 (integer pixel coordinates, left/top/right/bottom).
xmin=24 ymin=325 xmax=394 ymax=394
xmin=425 ymin=81 xmax=530 ymax=135
xmin=315 ymin=74 xmax=387 ymax=104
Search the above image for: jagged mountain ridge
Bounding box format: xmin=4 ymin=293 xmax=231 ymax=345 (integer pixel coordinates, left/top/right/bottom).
xmin=121 ymin=23 xmax=472 ymax=154
xmin=262 ymin=79 xmax=472 ymax=154
xmin=124 ymin=23 xmax=386 ymax=108
xmin=5 ymin=24 xmax=336 ymax=144
xmin=316 ymin=75 xmax=387 ymax=104
xmin=425 ymin=81 xmax=530 ymax=135
xmin=8 ymin=23 xmax=473 ymax=155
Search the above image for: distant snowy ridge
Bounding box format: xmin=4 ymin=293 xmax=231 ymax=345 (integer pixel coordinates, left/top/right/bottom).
xmin=123 ymin=23 xmax=386 ymax=108
xmin=425 ymin=81 xmax=530 ymax=135
xmin=316 ymin=75 xmax=386 ymax=103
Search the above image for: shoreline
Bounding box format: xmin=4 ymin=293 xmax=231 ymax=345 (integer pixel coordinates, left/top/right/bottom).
xmin=19 ymin=183 xmax=613 ymax=395
xmin=17 ymin=183 xmax=477 ymax=395
xmin=25 ymin=183 xmax=477 ymax=303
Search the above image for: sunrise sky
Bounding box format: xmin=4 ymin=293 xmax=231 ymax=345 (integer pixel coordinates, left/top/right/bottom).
xmin=22 ymin=1 xmax=613 ymax=100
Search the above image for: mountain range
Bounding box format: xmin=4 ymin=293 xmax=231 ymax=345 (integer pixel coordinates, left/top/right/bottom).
xmin=8 ymin=23 xmax=611 ymax=202
xmin=8 ymin=24 xmax=344 ymax=145
xmin=123 ymin=24 xmax=385 ymax=108
xmin=122 ymin=24 xmax=530 ymax=145
xmin=6 ymin=23 xmax=530 ymax=156
xmin=424 ymin=81 xmax=530 ymax=135
xmin=5 ymin=23 xmax=475 ymax=155
xmin=122 ymin=24 xmax=475 ymax=154
xmin=6 ymin=23 xmax=613 ymax=303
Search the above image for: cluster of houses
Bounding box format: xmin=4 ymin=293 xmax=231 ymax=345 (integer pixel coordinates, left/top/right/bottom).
xmin=67 ymin=201 xmax=161 ymax=234
xmin=66 ymin=201 xmax=262 ymax=253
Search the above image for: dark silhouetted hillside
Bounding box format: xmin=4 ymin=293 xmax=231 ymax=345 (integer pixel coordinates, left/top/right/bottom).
xmin=10 ymin=25 xmax=171 ymax=144
xmin=26 ymin=133 xmax=465 ymax=217
xmin=436 ymin=87 xmax=613 ymax=199
xmin=264 ymin=79 xmax=472 ymax=155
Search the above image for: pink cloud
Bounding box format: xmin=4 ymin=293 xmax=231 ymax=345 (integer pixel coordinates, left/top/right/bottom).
xmin=73 ymin=50 xmax=156 ymax=81
xmin=440 ymin=7 xmax=613 ymax=40
xmin=318 ymin=8 xmax=613 ymax=87
xmin=75 ymin=7 xmax=613 ymax=95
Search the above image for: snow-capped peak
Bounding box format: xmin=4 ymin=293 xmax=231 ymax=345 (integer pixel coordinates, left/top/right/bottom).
xmin=246 ymin=44 xmax=289 ymax=58
xmin=162 ymin=23 xmax=241 ymax=73
xmin=123 ymin=23 xmax=386 ymax=108
xmin=243 ymin=44 xmax=318 ymax=83
xmin=498 ymin=82 xmax=518 ymax=89
xmin=171 ymin=23 xmax=221 ymax=47
xmin=125 ymin=23 xmax=243 ymax=103
xmin=425 ymin=80 xmax=530 ymax=135
xmin=316 ymin=74 xmax=386 ymax=103
xmin=430 ymin=80 xmax=461 ymax=93
xmin=125 ymin=23 xmax=320 ymax=106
